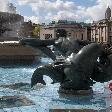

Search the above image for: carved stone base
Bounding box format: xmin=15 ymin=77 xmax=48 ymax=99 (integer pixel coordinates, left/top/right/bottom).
xmin=58 ymin=87 xmax=93 ymax=95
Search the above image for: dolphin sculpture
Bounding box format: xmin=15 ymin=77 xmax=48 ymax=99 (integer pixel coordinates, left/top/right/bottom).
xmin=31 ymin=43 xmax=107 ymax=91
xmin=20 ymin=37 xmax=91 ymax=61
xmin=91 ymin=53 xmax=112 ymax=82
xmin=20 ymin=38 xmax=112 ymax=93
xmin=20 ymin=38 xmax=57 ymax=61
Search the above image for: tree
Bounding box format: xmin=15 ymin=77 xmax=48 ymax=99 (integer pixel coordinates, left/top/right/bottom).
xmin=32 ymin=25 xmax=40 ymax=38
xmin=56 ymin=29 xmax=67 ymax=38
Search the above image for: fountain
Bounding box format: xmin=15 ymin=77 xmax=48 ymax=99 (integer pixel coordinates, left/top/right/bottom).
xmin=0 ymin=2 xmax=111 ymax=111
xmin=0 ymin=6 xmax=38 ymax=65
xmin=20 ymin=37 xmax=112 ymax=95
xmin=0 ymin=11 xmax=24 ymax=40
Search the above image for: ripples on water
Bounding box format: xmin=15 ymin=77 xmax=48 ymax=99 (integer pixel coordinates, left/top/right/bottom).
xmin=0 ymin=58 xmax=111 ymax=110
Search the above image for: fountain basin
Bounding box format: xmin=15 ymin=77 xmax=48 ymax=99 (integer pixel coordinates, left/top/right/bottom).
xmin=0 ymin=58 xmax=111 ymax=112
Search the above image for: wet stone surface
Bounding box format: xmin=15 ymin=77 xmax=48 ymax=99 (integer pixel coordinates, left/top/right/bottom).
xmin=0 ymin=82 xmax=31 ymax=91
xmin=58 ymin=87 xmax=93 ymax=95
xmin=49 ymin=109 xmax=98 ymax=112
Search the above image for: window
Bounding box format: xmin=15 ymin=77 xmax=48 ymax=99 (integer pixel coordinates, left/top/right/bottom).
xmin=68 ymin=32 xmax=71 ymax=36
xmin=45 ymin=34 xmax=49 ymax=39
xmin=45 ymin=34 xmax=52 ymax=39
xmin=50 ymin=34 xmax=52 ymax=38
xmin=101 ymin=27 xmax=103 ymax=32
xmin=81 ymin=34 xmax=83 ymax=40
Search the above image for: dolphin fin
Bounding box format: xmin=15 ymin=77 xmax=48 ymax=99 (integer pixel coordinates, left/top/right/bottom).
xmin=38 ymin=46 xmax=56 ymax=61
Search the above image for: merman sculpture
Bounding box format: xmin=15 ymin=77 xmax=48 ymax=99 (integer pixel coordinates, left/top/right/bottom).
xmin=20 ymin=38 xmax=112 ymax=94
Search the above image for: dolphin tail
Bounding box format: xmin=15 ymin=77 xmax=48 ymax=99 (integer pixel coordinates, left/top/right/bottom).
xmin=31 ymin=65 xmax=58 ymax=87
xmin=31 ymin=63 xmax=69 ymax=87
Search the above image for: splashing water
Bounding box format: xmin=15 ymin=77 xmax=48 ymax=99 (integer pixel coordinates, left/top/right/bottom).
xmin=0 ymin=0 xmax=16 ymax=13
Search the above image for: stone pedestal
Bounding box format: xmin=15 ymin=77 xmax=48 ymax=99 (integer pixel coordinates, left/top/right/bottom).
xmin=58 ymin=87 xmax=93 ymax=95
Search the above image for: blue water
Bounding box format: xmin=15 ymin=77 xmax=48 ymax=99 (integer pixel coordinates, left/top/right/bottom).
xmin=0 ymin=58 xmax=111 ymax=111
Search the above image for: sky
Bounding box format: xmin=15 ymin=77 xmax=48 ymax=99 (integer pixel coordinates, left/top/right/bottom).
xmin=1 ymin=0 xmax=112 ymax=24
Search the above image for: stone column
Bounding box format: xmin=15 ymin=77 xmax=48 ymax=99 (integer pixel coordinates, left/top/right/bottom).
xmin=100 ymin=27 xmax=102 ymax=43
xmin=106 ymin=26 xmax=109 ymax=43
xmin=105 ymin=26 xmax=106 ymax=42
xmin=99 ymin=27 xmax=100 ymax=42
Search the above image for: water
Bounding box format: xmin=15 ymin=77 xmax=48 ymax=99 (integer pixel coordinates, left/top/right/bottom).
xmin=0 ymin=58 xmax=111 ymax=112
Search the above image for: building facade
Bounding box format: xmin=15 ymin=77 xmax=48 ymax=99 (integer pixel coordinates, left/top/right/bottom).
xmin=40 ymin=20 xmax=90 ymax=41
xmin=19 ymin=21 xmax=40 ymax=38
xmin=91 ymin=6 xmax=112 ymax=44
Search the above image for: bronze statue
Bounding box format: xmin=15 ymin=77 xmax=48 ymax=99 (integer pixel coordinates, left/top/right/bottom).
xmin=30 ymin=43 xmax=103 ymax=91
xmin=20 ymin=38 xmax=112 ymax=94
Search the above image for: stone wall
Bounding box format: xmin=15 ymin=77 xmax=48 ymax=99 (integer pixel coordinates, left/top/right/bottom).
xmin=0 ymin=43 xmax=38 ymax=65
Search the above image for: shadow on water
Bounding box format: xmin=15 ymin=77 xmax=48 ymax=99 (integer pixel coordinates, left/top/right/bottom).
xmin=0 ymin=82 xmax=31 ymax=91
xmin=0 ymin=82 xmax=46 ymax=92
xmin=0 ymin=95 xmax=35 ymax=109
xmin=56 ymin=93 xmax=105 ymax=106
